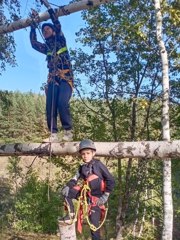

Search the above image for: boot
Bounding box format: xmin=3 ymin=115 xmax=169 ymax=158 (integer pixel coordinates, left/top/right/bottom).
xmin=62 ymin=130 xmax=73 ymax=142
xmin=42 ymin=133 xmax=59 ymax=143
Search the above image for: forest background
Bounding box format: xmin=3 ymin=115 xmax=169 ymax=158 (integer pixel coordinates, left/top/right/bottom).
xmin=0 ymin=0 xmax=180 ymax=239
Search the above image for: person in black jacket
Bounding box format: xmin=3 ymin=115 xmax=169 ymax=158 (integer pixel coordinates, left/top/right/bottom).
xmin=30 ymin=0 xmax=73 ymax=142
xmin=60 ymin=139 xmax=115 ymax=240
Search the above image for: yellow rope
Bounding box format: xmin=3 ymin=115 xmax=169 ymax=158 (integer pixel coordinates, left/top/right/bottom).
xmin=74 ymin=182 xmax=108 ymax=232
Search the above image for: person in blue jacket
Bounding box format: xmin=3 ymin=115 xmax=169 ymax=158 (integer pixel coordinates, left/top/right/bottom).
xmin=30 ymin=1 xmax=73 ymax=142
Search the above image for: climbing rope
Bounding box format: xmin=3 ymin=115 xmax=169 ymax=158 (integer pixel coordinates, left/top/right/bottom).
xmin=30 ymin=0 xmax=58 ymax=202
xmin=47 ymin=13 xmax=57 ymax=203
xmin=29 ymin=0 xmax=73 ymax=205
xmin=68 ymin=182 xmax=109 ymax=232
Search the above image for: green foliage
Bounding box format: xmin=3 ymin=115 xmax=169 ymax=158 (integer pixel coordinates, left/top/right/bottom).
xmin=0 ymin=91 xmax=47 ymax=143
xmin=0 ymin=0 xmax=21 ymax=74
xmin=0 ymin=88 xmax=179 ymax=238
xmin=12 ymin=175 xmax=60 ymax=233
xmin=0 ymin=2 xmax=179 ymax=238
xmin=6 ymin=160 xmax=62 ymax=234
xmin=71 ymin=2 xmax=180 ymax=237
xmin=172 ymin=158 xmax=180 ymax=240
xmin=2 ymin=90 xmax=178 ymax=144
xmin=0 ymin=177 xmax=14 ymax=229
xmin=71 ymin=98 xmax=131 ymax=141
xmin=114 ymin=159 xmax=163 ymax=239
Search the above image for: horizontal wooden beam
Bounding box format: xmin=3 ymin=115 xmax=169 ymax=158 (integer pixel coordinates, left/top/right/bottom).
xmin=0 ymin=140 xmax=180 ymax=158
xmin=0 ymin=0 xmax=113 ymax=34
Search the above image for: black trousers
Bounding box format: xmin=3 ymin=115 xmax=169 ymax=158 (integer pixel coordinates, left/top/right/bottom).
xmin=89 ymin=205 xmax=101 ymax=240
xmin=65 ymin=189 xmax=102 ymax=240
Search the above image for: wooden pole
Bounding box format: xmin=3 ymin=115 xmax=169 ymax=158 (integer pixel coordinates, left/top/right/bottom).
xmin=0 ymin=140 xmax=179 ymax=158
xmin=0 ymin=0 xmax=114 ymax=34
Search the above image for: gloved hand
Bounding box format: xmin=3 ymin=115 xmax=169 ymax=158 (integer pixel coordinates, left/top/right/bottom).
xmin=97 ymin=192 xmax=110 ymax=206
xmin=61 ymin=186 xmax=70 ymax=197
xmin=40 ymin=0 xmax=51 ymax=9
xmin=29 ymin=9 xmax=39 ymax=28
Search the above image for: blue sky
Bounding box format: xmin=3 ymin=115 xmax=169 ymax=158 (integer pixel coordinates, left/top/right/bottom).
xmin=1 ymin=2 xmax=85 ymax=93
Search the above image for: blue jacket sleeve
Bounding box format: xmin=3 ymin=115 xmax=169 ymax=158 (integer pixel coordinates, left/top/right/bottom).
xmin=30 ymin=28 xmax=47 ymax=54
xmin=48 ymin=8 xmax=62 ymax=35
xmin=66 ymin=170 xmax=81 ymax=187
xmin=97 ymin=160 xmax=115 ymax=193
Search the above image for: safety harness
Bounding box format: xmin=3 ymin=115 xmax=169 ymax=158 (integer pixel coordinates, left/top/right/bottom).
xmin=65 ymin=174 xmax=108 ymax=233
xmin=47 ymin=69 xmax=73 ymax=89
xmin=46 ymin=46 xmax=73 ymax=89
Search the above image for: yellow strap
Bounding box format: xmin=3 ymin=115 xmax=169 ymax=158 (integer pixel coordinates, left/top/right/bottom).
xmin=46 ymin=47 xmax=67 ymax=56
xmin=47 ymin=51 xmax=52 ymax=56
xmin=57 ymin=47 xmax=67 ymax=54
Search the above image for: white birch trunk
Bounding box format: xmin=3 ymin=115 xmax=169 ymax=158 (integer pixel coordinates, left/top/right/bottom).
xmin=138 ymin=189 xmax=147 ymax=237
xmin=154 ymin=0 xmax=173 ymax=239
xmin=58 ymin=222 xmax=76 ymax=240
xmin=133 ymin=205 xmax=139 ymax=237
xmin=0 ymin=141 xmax=179 ymax=157
xmin=0 ymin=0 xmax=113 ymax=35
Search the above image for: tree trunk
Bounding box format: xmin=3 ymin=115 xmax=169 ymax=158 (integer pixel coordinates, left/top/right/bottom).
xmin=58 ymin=222 xmax=76 ymax=240
xmin=0 ymin=0 xmax=114 ymax=34
xmin=0 ymin=141 xmax=179 ymax=157
xmin=154 ymin=0 xmax=173 ymax=239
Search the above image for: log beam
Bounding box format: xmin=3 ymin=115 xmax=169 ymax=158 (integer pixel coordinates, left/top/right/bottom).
xmin=0 ymin=0 xmax=113 ymax=35
xmin=0 ymin=141 xmax=180 ymax=158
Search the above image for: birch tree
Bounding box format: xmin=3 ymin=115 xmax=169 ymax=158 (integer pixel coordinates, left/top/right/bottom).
xmin=70 ymin=0 xmax=179 ymax=238
xmin=154 ymin=0 xmax=173 ymax=239
xmin=0 ymin=140 xmax=180 ymax=157
xmin=0 ymin=0 xmax=114 ymax=34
